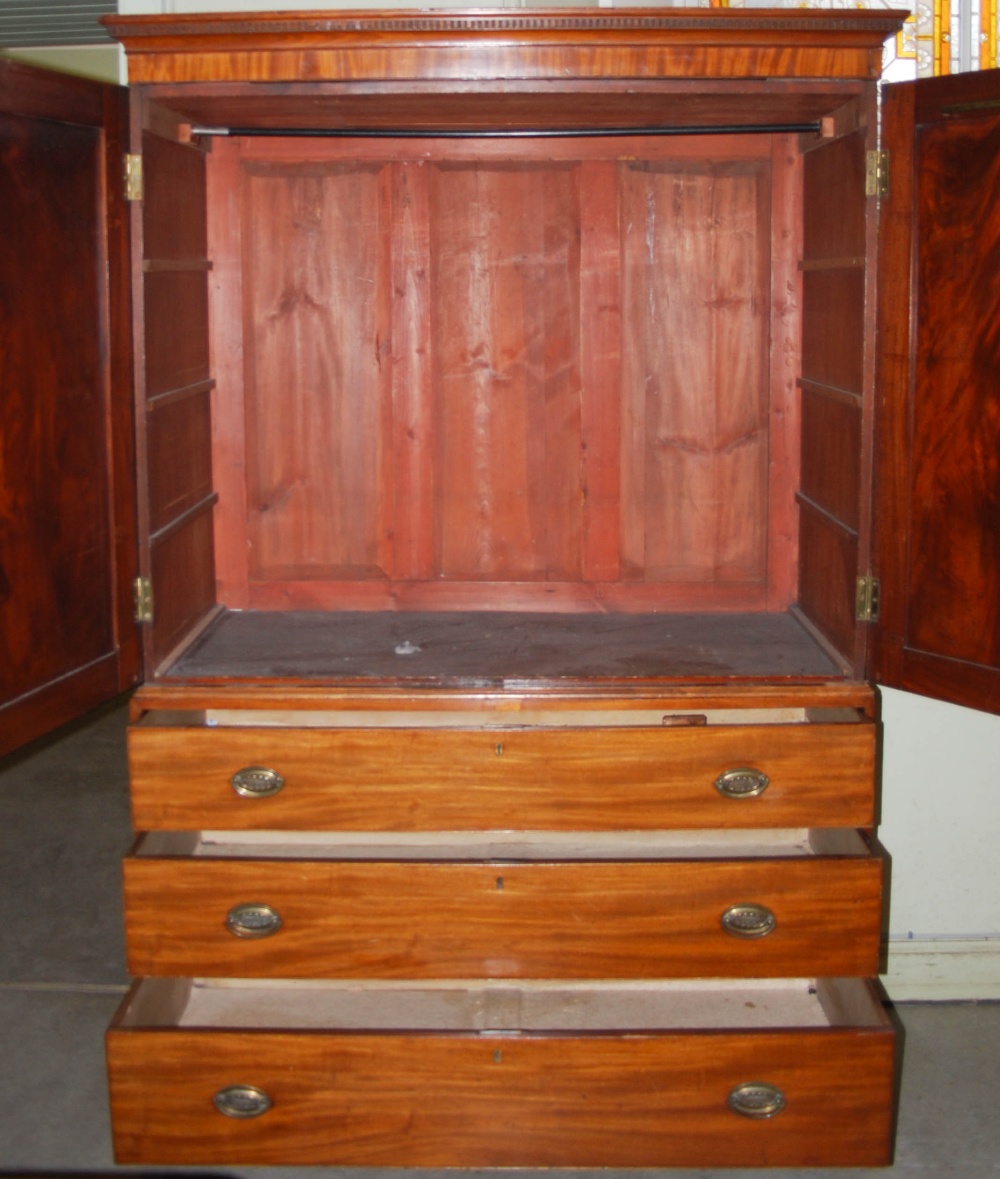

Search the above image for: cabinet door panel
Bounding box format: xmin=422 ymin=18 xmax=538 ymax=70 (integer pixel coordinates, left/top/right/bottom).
xmin=0 ymin=60 xmax=137 ymax=757
xmin=874 ymin=70 xmax=1000 ymax=714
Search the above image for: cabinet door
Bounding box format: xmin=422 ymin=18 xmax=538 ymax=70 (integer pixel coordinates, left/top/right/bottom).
xmin=0 ymin=59 xmax=138 ymax=757
xmin=873 ymin=69 xmax=1000 ymax=715
xmin=129 ymin=98 xmax=216 ymax=674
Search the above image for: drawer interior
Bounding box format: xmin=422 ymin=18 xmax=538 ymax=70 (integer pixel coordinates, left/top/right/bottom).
xmin=115 ymin=976 xmax=889 ymax=1033
xmin=136 ymin=827 xmax=871 ymax=861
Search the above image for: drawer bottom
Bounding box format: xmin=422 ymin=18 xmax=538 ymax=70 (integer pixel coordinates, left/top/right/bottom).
xmin=108 ymin=978 xmax=895 ymax=1167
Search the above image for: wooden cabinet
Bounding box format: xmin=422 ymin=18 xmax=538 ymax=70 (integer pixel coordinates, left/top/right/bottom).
xmin=4 ymin=5 xmax=1000 ymax=1168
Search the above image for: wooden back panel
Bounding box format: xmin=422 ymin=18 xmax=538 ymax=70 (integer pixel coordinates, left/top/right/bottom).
xmin=210 ymin=134 xmax=793 ymax=613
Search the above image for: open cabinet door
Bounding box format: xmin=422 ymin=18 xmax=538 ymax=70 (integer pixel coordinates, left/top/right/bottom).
xmin=0 ymin=59 xmax=139 ymax=757
xmin=129 ymin=98 xmax=217 ymax=675
xmin=873 ymin=69 xmax=1000 ymax=715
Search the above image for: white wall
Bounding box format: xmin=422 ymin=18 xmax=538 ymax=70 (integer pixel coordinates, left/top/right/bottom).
xmin=879 ymin=687 xmax=1000 ymax=999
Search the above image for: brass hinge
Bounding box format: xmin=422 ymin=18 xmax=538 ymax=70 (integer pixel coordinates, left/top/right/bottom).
xmin=133 ymin=576 xmax=154 ymax=625
xmin=855 ymin=575 xmax=881 ymax=623
xmin=124 ymin=153 xmax=143 ymax=202
xmin=865 ymin=149 xmax=889 ymax=199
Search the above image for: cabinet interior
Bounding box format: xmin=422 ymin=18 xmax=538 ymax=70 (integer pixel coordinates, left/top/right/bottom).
xmin=138 ymin=82 xmax=874 ymax=684
xmin=135 ymin=826 xmax=870 ymax=860
xmin=116 ymin=975 xmax=888 ymax=1032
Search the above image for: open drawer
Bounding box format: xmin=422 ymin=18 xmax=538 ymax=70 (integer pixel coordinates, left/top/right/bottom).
xmin=124 ymin=829 xmax=883 ymax=979
xmin=127 ymin=707 xmax=877 ymax=830
xmin=107 ymin=976 xmax=896 ymax=1167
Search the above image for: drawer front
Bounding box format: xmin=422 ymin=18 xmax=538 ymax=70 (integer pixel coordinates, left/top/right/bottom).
xmin=107 ymin=1023 xmax=895 ymax=1167
xmin=123 ymin=855 xmax=883 ymax=979
xmin=128 ymin=722 xmax=876 ymax=830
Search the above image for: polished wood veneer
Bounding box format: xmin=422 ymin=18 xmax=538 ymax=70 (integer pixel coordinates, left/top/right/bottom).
xmin=91 ymin=8 xmax=928 ymax=1168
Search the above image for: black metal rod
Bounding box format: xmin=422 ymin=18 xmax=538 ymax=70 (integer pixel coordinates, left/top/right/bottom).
xmin=196 ymin=122 xmax=820 ymax=139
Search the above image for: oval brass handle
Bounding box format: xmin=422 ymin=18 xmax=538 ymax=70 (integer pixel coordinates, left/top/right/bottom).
xmin=714 ymin=767 xmax=769 ymax=799
xmin=213 ymin=1084 xmax=272 ymax=1119
xmin=230 ymin=765 xmax=285 ymax=798
xmin=728 ymin=1081 xmax=785 ymax=1119
xmin=721 ymin=903 xmax=776 ymax=939
xmin=226 ymin=902 xmax=283 ymax=939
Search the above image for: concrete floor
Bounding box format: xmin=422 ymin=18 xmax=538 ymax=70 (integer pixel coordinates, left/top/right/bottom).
xmin=1 ymin=698 xmax=998 ymax=1177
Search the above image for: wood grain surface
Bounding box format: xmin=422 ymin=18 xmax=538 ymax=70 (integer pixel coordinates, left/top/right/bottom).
xmin=107 ymin=1020 xmax=895 ymax=1166
xmin=128 ymin=718 xmax=875 ymax=831
xmin=123 ymin=851 xmax=882 ymax=979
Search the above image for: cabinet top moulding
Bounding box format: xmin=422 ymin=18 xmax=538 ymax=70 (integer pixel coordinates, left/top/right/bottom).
xmin=102 ymin=7 xmax=906 ymax=87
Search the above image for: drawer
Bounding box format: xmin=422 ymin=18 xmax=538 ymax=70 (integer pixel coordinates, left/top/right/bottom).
xmin=124 ymin=829 xmax=883 ymax=979
xmin=127 ymin=713 xmax=876 ymax=830
xmin=107 ymin=976 xmax=895 ymax=1167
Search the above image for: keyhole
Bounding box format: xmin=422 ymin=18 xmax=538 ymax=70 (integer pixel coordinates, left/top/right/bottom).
xmin=495 ymin=742 xmax=504 ymax=756
xmin=496 ymin=876 xmax=505 ymax=891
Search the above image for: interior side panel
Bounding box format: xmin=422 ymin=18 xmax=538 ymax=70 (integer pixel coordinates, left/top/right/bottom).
xmin=138 ymin=113 xmax=217 ymax=669
xmin=796 ymin=127 xmax=870 ymax=662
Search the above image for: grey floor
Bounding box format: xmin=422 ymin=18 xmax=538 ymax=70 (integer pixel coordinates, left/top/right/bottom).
xmin=1 ymin=698 xmax=998 ymax=1177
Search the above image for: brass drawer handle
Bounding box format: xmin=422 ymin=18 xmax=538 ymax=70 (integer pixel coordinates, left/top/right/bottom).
xmin=728 ymin=1081 xmax=785 ymax=1119
xmin=213 ymin=1084 xmax=272 ymax=1119
xmin=721 ymin=903 xmax=776 ymax=939
xmin=226 ymin=902 xmax=283 ymax=939
xmin=714 ymin=767 xmax=769 ymax=799
xmin=230 ymin=765 xmax=285 ymax=798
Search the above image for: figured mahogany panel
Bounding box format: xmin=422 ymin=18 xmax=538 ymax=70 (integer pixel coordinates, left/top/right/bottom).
xmin=621 ymin=158 xmax=770 ymax=585
xmin=107 ymin=1021 xmax=895 ymax=1167
xmin=124 ymin=854 xmax=882 ymax=980
xmin=242 ymin=160 xmax=393 ymax=582
xmin=127 ymin=720 xmax=876 ymax=831
xmin=0 ymin=61 xmax=137 ymax=754
xmin=873 ymin=74 xmax=1000 ymax=713
xmin=0 ymin=113 xmax=111 ymax=699
xmin=905 ymin=115 xmax=1000 ymax=672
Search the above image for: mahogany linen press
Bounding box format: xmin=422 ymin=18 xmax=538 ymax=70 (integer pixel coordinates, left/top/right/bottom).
xmin=2 ymin=6 xmax=999 ymax=1168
